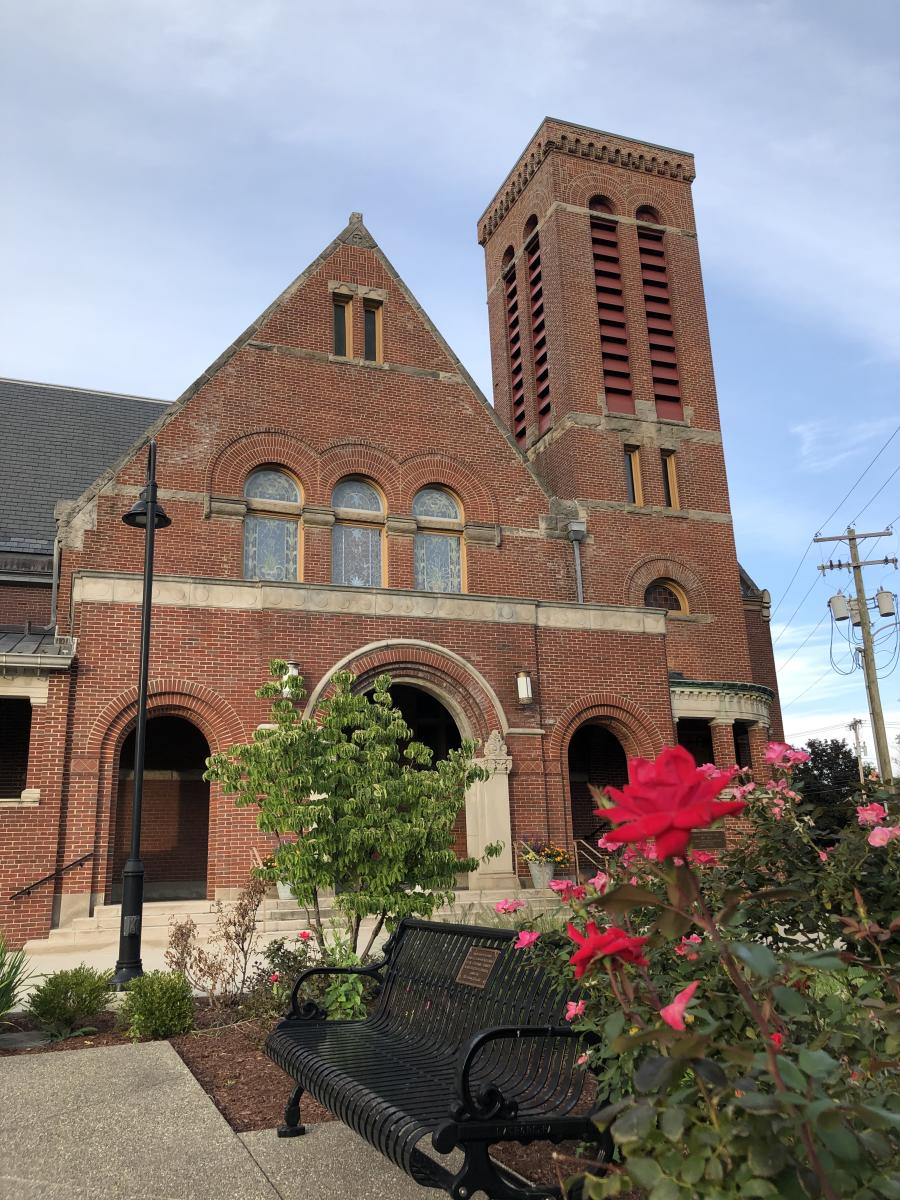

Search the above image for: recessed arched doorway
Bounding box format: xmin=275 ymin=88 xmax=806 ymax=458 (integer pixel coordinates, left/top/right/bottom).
xmin=111 ymin=715 xmax=210 ymax=902
xmin=567 ymin=722 xmax=629 ymax=843
xmin=388 ymin=684 xmax=467 ymax=860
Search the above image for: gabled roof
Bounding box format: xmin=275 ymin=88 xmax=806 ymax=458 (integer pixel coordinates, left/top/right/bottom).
xmin=0 ymin=378 xmax=169 ymax=562
xmin=55 ymin=213 xmax=550 ymax=541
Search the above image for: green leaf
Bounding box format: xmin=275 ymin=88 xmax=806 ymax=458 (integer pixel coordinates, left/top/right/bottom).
xmin=603 ymin=1010 xmax=626 ymax=1042
xmin=694 ymin=1057 xmax=727 ymax=1090
xmin=857 ymin=1105 xmax=900 ymax=1131
xmin=611 ymin=1102 xmax=655 ymax=1144
xmin=774 ymin=1056 xmax=807 ymax=1092
xmin=704 ymin=1155 xmax=724 ymax=1183
xmin=797 ymin=1048 xmax=839 ymax=1078
xmin=591 ymin=883 xmax=663 ymax=915
xmin=660 ymin=1105 xmax=685 ymax=1142
xmin=626 ymin=1157 xmax=662 ymax=1189
xmin=648 ymin=1180 xmax=680 ymax=1200
xmin=773 ymin=985 xmax=807 ymax=1016
xmin=732 ymin=942 xmax=778 ymax=979
xmin=741 ymin=1182 xmax=778 ymax=1197
xmin=873 ymin=1175 xmax=900 ymax=1200
xmin=827 ymin=1125 xmax=860 ymax=1162
xmin=681 ymin=1154 xmax=706 ymax=1184
xmin=748 ymin=1140 xmax=788 ymax=1178
xmin=734 ymin=1092 xmax=779 ymax=1114
xmin=634 ymin=1054 xmax=677 ymax=1095
xmin=788 ymin=948 xmax=846 ymax=970
xmin=860 ymin=1129 xmax=893 ymax=1162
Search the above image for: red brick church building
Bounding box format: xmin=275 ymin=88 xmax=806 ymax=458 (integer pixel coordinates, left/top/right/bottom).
xmin=0 ymin=118 xmax=781 ymax=947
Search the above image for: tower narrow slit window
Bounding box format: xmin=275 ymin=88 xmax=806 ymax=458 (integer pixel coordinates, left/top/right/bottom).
xmin=524 ymin=217 xmax=552 ymax=433
xmin=661 ymin=449 xmax=680 ymax=509
xmin=363 ymin=300 xmax=382 ymax=363
xmin=243 ymin=468 xmax=302 ymax=581
xmin=636 ymin=208 xmax=683 ymax=421
xmin=413 ymin=487 xmax=463 ymax=593
xmin=590 ymin=197 xmax=634 ymax=415
xmin=624 ymin=445 xmax=643 ymax=506
xmin=332 ymin=477 xmax=384 ymax=588
xmin=502 ymin=249 xmax=527 ymax=444
xmin=333 ymin=295 xmax=351 ymax=358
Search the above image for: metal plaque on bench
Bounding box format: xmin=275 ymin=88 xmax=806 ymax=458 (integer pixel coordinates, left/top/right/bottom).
xmin=455 ymin=946 xmax=501 ymax=988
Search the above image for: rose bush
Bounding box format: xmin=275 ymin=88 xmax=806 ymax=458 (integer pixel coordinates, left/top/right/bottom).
xmin=516 ymin=745 xmax=900 ymax=1199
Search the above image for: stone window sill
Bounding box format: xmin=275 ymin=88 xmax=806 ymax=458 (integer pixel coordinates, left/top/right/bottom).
xmin=0 ymin=788 xmax=40 ymax=807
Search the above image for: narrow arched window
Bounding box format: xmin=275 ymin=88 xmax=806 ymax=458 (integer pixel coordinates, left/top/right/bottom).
xmin=332 ymin=477 xmax=384 ymax=587
xmin=523 ymin=216 xmax=551 ymax=434
xmin=644 ymin=579 xmax=687 ymax=612
xmin=413 ymin=487 xmax=463 ymax=593
xmin=243 ymin=468 xmax=301 ymax=581
xmin=501 ymin=247 xmax=527 ymax=444
xmin=590 ymin=195 xmax=633 ymax=414
xmin=636 ymin=206 xmax=683 ymax=421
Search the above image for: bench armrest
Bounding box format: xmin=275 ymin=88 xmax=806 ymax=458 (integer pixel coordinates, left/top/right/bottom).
xmin=455 ymin=1024 xmax=593 ymax=1121
xmin=288 ymin=960 xmax=387 ymax=1020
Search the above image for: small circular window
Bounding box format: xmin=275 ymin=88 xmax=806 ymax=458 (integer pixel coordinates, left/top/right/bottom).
xmin=644 ymin=580 xmax=686 ymax=612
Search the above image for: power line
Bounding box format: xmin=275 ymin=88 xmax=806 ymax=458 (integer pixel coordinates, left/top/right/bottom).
xmin=771 ymin=423 xmax=900 ymax=620
xmin=782 ymin=666 xmax=833 ymax=709
xmin=850 ymin=461 xmax=900 ymax=526
xmin=775 ymin=610 xmax=828 ymax=670
xmin=773 ymin=575 xmax=823 ymax=645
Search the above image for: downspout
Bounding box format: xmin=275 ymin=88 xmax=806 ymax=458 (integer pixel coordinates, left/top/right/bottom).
xmin=48 ymin=533 xmax=61 ymax=632
xmin=566 ymin=520 xmax=587 ymax=604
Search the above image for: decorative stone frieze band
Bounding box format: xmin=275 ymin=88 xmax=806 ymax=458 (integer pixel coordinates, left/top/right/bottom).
xmin=670 ymin=679 xmax=773 ymax=725
xmin=73 ymin=571 xmax=667 ymax=636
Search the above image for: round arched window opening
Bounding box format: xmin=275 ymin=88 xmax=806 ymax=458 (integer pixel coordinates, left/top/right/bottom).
xmin=589 ymin=195 xmax=614 ymax=214
xmin=243 ymin=467 xmax=302 ymax=582
xmin=331 ymin=476 xmax=385 ymax=588
xmin=636 ymin=204 xmax=661 ymax=225
xmin=644 ymin=579 xmax=687 ymax=613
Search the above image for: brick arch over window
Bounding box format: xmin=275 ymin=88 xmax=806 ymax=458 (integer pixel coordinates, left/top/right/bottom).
xmin=319 ymin=443 xmax=402 ymax=512
xmin=548 ymin=693 xmax=666 ymax=769
xmin=565 ymin=173 xmax=628 ymax=213
xmin=399 ymin=454 xmax=498 ymax=525
xmin=624 ymin=556 xmax=708 ymax=614
xmin=303 ymin=640 xmax=509 ymax=745
xmin=205 ymin=429 xmax=321 ymax=502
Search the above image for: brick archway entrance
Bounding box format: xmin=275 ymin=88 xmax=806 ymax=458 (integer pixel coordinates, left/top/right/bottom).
xmin=567 ymin=722 xmax=628 ymax=842
xmin=110 ymin=715 xmax=210 ymax=902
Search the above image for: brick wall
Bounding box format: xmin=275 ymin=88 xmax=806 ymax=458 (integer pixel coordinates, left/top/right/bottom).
xmin=0 ymin=582 xmax=51 ymax=626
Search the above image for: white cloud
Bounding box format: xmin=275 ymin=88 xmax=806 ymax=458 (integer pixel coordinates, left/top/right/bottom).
xmin=789 ymin=418 xmax=898 ymax=475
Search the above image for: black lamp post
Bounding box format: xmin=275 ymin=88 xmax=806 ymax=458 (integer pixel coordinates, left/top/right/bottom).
xmin=112 ymin=439 xmax=171 ymax=988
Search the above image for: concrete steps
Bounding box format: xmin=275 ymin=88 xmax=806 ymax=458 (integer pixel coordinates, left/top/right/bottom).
xmin=27 ymin=889 xmax=558 ymax=951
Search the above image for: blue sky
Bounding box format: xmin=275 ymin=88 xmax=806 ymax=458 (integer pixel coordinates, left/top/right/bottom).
xmin=2 ymin=0 xmax=899 ymax=765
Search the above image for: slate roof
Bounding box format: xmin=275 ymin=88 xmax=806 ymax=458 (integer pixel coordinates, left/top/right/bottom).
xmin=0 ymin=624 xmax=76 ymax=667
xmin=0 ymin=378 xmax=169 ymax=560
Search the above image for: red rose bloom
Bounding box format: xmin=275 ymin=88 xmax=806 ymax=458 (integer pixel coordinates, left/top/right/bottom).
xmin=597 ymin=745 xmax=745 ymax=860
xmin=567 ymin=921 xmax=649 ymax=978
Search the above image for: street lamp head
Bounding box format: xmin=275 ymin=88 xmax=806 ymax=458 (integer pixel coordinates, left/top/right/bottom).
xmin=122 ymin=491 xmax=172 ymax=530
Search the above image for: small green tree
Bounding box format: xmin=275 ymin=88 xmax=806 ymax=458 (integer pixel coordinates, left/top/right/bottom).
xmin=206 ymin=664 xmax=494 ymax=957
xmin=793 ymin=737 xmax=864 ymax=839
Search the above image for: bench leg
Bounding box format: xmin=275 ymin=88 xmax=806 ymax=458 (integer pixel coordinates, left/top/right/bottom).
xmin=277 ymin=1084 xmax=306 ymax=1138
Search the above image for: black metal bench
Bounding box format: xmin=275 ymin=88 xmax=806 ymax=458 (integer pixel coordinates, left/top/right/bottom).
xmin=265 ymin=918 xmax=610 ymax=1200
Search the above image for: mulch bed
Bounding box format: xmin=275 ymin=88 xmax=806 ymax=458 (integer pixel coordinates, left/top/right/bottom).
xmin=2 ymin=1005 xmax=609 ymax=1190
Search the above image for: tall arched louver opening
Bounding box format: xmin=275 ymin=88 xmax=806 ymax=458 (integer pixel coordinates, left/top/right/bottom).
xmin=637 ymin=207 xmax=683 ymax=421
xmin=589 ymin=197 xmax=634 ymax=415
xmin=502 ymin=248 xmax=527 ymax=444
xmin=524 ymin=217 xmax=552 ymax=434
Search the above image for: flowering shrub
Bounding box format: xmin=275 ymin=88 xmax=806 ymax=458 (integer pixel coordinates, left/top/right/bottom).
xmin=520 ymin=744 xmax=900 ymax=1199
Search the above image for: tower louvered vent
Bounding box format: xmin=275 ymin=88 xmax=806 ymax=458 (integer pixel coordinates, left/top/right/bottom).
xmin=525 ymin=228 xmax=552 ymax=434
xmin=637 ymin=214 xmax=683 ymax=421
xmin=590 ymin=198 xmax=634 ymax=415
xmin=503 ymin=256 xmax=527 ymax=443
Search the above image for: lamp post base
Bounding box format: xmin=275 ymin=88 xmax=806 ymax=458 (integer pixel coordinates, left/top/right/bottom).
xmin=113 ymin=856 xmax=145 ymax=989
xmin=112 ymin=960 xmax=144 ymax=990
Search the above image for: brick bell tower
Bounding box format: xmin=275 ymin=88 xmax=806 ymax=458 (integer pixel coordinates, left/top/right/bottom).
xmin=479 ymin=117 xmax=758 ymax=692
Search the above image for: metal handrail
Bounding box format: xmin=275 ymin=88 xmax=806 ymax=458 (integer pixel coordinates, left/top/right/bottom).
xmin=573 ymin=837 xmax=607 ymax=880
xmin=9 ymin=851 xmax=93 ymax=900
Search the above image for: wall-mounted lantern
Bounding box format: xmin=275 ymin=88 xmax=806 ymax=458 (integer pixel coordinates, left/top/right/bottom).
xmin=516 ymin=671 xmax=534 ymax=705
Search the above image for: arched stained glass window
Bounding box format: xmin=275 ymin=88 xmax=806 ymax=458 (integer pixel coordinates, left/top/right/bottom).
xmin=413 ymin=487 xmax=463 ymax=593
xmin=332 ymin=478 xmax=383 ymax=512
xmin=412 ymin=488 xmax=459 ymax=521
xmin=331 ymin=477 xmax=384 ymax=587
xmin=644 ymin=579 xmax=686 ymax=612
xmin=243 ymin=468 xmax=301 ymax=582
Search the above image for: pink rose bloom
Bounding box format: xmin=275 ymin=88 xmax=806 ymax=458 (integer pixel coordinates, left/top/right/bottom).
xmin=817 ymin=848 xmax=833 ymax=863
xmin=269 ymin=972 xmax=280 ymax=983
xmin=495 ymin=898 xmax=525 ymax=914
xmin=857 ymin=802 xmax=888 ymax=827
xmin=565 ymin=999 xmax=587 ymax=1021
xmin=596 ymin=833 xmax=620 ymax=852
xmin=689 ymin=850 xmax=718 ymax=867
xmin=660 ymin=980 xmax=699 ymax=1031
xmin=297 ymin=930 xmax=312 ymax=941
xmin=588 ymin=870 xmax=609 ymax=893
xmin=765 ymin=742 xmax=810 ymax=769
xmin=675 ymin=933 xmax=703 ymax=961
xmin=868 ymin=826 xmax=900 ymax=847
xmin=514 ymin=930 xmax=540 ymax=950
xmin=576 ymin=1053 xmax=589 ymax=1065
xmin=549 ymin=879 xmax=572 ymax=894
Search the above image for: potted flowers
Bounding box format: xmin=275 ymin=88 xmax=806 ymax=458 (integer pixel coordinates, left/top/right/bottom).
xmin=518 ymin=839 xmax=570 ymax=889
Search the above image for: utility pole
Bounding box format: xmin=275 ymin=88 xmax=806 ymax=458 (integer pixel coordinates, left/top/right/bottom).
xmin=816 ymin=527 xmax=896 ymax=785
xmin=847 ymin=717 xmax=866 ymax=790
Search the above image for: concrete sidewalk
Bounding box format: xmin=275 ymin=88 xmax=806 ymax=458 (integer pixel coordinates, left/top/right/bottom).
xmin=0 ymin=1041 xmax=438 ymax=1199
